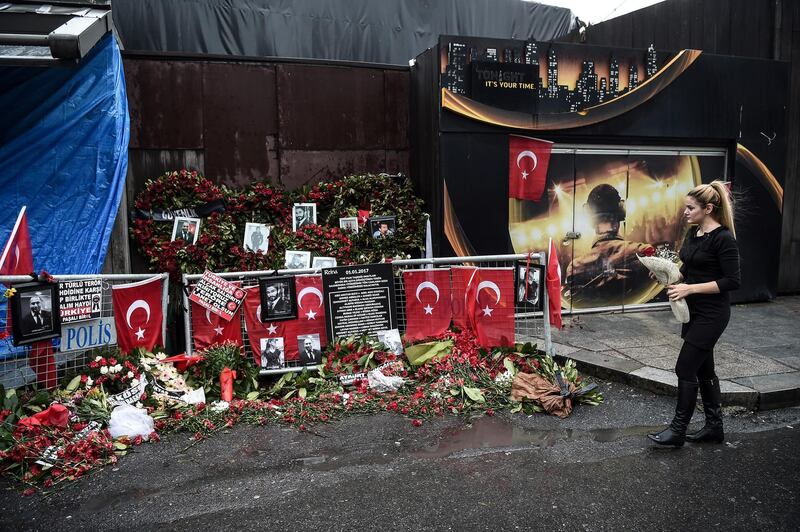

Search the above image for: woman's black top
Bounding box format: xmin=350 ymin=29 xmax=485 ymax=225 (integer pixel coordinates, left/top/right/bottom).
xmin=678 ymin=226 xmax=740 ymax=349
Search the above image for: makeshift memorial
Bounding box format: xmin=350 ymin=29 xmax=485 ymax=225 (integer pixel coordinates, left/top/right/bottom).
xmin=82 ymin=347 xmax=143 ymax=395
xmin=259 ymin=276 xmax=297 ymax=321
xmin=9 ymin=281 xmax=61 ymax=346
xmin=637 ymin=246 xmax=690 ymax=323
xmin=283 ymin=275 xmax=327 ymax=361
xmin=189 ymin=341 xmax=259 ymax=399
xmin=170 ymin=216 xmax=201 ymax=245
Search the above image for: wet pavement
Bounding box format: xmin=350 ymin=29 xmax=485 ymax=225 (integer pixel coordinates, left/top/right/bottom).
xmin=2 ymin=380 xmax=799 ymax=531
xmin=548 ymin=296 xmax=800 ymax=409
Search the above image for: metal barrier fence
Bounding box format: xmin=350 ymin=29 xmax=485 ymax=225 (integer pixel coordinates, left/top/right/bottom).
xmin=182 ymin=253 xmax=552 ymax=376
xmin=0 ymin=274 xmax=170 ymax=390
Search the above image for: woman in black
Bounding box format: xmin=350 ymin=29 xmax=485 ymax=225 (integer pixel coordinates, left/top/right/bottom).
xmin=648 ymin=181 xmax=740 ymax=447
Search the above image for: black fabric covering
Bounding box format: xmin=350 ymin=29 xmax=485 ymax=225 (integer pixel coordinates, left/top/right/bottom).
xmin=111 ymin=0 xmax=575 ymax=64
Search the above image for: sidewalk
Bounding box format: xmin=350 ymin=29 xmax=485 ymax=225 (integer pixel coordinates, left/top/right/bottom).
xmin=549 ymin=296 xmax=800 ymax=410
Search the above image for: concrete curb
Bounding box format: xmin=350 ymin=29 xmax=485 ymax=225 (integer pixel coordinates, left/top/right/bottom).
xmin=552 ymin=342 xmax=800 ymax=411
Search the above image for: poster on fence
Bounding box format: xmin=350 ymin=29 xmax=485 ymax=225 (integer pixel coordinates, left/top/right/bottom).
xmin=189 ymin=270 xmax=247 ymax=322
xmin=322 ymin=264 xmax=397 ymax=340
xmin=58 ymin=278 xmax=103 ymax=324
xmin=60 ymin=317 xmax=117 ymax=352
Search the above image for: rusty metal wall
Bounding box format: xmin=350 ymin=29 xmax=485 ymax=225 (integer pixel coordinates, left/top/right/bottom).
xmin=123 ymin=56 xmax=410 ymax=188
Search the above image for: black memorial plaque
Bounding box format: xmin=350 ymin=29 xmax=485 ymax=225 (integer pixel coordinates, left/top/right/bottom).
xmin=322 ymin=264 xmax=397 ymax=340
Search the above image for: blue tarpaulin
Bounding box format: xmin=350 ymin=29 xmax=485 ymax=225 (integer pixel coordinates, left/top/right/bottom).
xmin=0 ymin=34 xmax=129 ymax=361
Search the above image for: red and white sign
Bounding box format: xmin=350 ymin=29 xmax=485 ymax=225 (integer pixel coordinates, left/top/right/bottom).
xmin=189 ymin=270 xmax=247 ymax=322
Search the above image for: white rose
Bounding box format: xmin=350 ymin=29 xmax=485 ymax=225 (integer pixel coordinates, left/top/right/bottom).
xmin=127 ymin=371 xmax=135 ymax=379
xmin=100 ymin=366 xmax=109 ymax=375
xmin=85 ymin=377 xmax=93 ymax=387
xmin=94 ymin=356 xmax=102 ymax=362
xmin=156 ymin=353 xmax=167 ymax=360
xmin=131 ymin=378 xmax=140 ymax=387
xmin=114 ymin=364 xmax=123 ymax=372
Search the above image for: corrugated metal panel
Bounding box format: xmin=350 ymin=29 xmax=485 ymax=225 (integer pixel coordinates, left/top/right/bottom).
xmin=125 ymin=60 xmax=204 ymax=149
xmin=277 ymin=64 xmax=386 ymax=150
xmin=202 ymin=63 xmax=278 ymax=186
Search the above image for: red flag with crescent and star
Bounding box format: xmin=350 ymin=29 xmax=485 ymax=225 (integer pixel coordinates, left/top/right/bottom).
xmin=466 ymin=268 xmax=515 ymax=347
xmin=0 ymin=206 xmax=34 ymax=281
xmin=191 ymin=282 xmax=244 ymax=350
xmin=111 ymin=276 xmax=164 ymax=354
xmin=450 ymin=266 xmax=477 ymax=330
xmin=403 ymin=268 xmax=452 ymax=341
xmin=242 ymin=286 xmax=286 ymax=364
xmin=508 ymin=135 xmax=552 ymax=202
xmin=547 ymin=238 xmax=564 ymax=330
xmin=357 ymin=209 xmax=371 ymax=226
xmin=283 ymin=275 xmax=327 ymax=361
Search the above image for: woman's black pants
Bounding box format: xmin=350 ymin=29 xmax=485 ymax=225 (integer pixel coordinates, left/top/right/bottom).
xmin=675 ymin=341 xmax=716 ymax=382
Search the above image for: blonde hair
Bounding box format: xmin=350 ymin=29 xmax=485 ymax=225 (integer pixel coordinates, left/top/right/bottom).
xmin=687 ymin=180 xmax=735 ymax=237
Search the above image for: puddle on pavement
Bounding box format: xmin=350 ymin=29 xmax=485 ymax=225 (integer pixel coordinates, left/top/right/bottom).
xmin=412 ymin=418 xmax=665 ymax=458
xmin=293 ymin=419 xmax=667 ymax=466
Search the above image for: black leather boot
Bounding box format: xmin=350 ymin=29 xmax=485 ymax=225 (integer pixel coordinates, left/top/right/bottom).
xmin=686 ymin=378 xmax=724 ymax=443
xmin=648 ymin=379 xmax=699 ymax=447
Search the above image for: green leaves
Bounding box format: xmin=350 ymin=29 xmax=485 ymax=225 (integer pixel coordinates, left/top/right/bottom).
xmin=462 ymin=386 xmax=485 ymax=403
xmin=405 ymin=340 xmax=453 ymax=366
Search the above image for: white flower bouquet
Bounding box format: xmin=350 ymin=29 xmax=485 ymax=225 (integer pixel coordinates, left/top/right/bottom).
xmin=637 ymin=247 xmax=690 ymax=323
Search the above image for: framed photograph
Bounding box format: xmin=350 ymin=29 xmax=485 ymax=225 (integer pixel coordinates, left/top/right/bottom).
xmin=339 ymin=217 xmax=359 ymax=233
xmin=516 ymin=262 xmax=544 ymax=311
xmin=376 ymin=328 xmax=403 ymax=356
xmin=312 ymin=256 xmax=337 ymax=269
xmin=171 ymin=216 xmax=201 ymax=245
xmin=259 ymin=276 xmax=297 ymax=321
xmin=292 ymin=203 xmax=317 ymax=232
xmin=259 ymin=337 xmax=285 ymax=369
xmin=285 ymin=250 xmax=311 ymax=270
xmin=368 ymin=216 xmax=396 ymax=240
xmin=10 ymin=282 xmax=61 ymax=346
xmin=297 ymin=333 xmax=323 ymax=365
xmin=243 ymin=223 xmax=270 ymax=255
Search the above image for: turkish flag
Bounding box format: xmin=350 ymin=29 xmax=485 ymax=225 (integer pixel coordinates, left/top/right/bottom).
xmin=191 ymin=298 xmax=243 ymax=350
xmin=450 ymin=266 xmax=477 ymax=330
xmin=466 ymin=268 xmax=515 ymax=347
xmin=357 ymin=210 xmax=371 ymax=226
xmin=508 ymin=135 xmax=552 ymax=202
xmin=403 ymin=269 xmax=452 ymax=341
xmin=284 ymin=275 xmax=327 ymax=361
xmin=242 ymin=286 xmax=286 ymax=364
xmin=0 ymin=206 xmax=34 ymax=281
xmin=547 ymin=238 xmax=563 ymax=330
xmin=111 ymin=276 xmax=164 ymax=354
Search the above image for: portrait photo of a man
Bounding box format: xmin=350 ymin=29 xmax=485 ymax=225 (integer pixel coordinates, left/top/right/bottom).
xmin=285 ymin=250 xmax=311 ymax=270
xmin=260 ymin=337 xmax=285 ymax=369
xmin=21 ymin=293 xmax=52 ymax=334
xmin=368 ymin=216 xmax=396 ymax=239
xmin=517 ymin=264 xmax=542 ymax=308
xmin=312 ymin=256 xmax=337 ymax=269
xmin=339 ymin=217 xmax=359 ymax=233
xmin=376 ymin=329 xmax=403 ymax=356
xmin=10 ymin=282 xmax=61 ymax=346
xmin=298 ymin=334 xmax=323 ymax=365
xmin=259 ymin=276 xmax=297 ymax=321
xmin=292 ymin=203 xmax=317 ymax=232
xmin=244 ymin=223 xmax=270 ymax=255
xmin=171 ymin=217 xmax=201 ymax=245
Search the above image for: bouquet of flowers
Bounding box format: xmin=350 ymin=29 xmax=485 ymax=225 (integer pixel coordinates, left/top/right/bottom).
xmin=637 ymin=246 xmax=690 ymax=323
